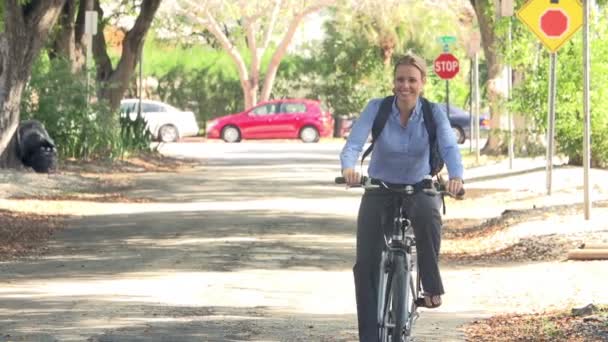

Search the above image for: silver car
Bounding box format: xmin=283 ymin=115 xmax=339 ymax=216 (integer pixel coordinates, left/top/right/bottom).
xmin=120 ymin=99 xmax=200 ymax=142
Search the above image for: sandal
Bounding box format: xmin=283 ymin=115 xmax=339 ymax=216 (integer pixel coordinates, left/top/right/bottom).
xmin=414 ymin=294 xmax=442 ymax=308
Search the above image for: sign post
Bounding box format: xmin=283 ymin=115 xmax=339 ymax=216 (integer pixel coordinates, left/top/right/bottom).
xmin=467 ymin=31 xmax=481 ymax=161
xmin=582 ymin=0 xmax=591 ymax=219
xmin=546 ymin=52 xmax=557 ymax=196
xmin=434 ymin=53 xmax=459 ymax=80
xmin=517 ymin=0 xmax=583 ymax=52
xmin=517 ymin=0 xmax=583 ymax=196
xmin=84 ymin=10 xmax=98 ymax=106
xmin=435 ymin=52 xmax=459 ymax=127
xmin=435 ymin=37 xmax=460 ymax=153
xmin=499 ymin=0 xmax=515 ymax=169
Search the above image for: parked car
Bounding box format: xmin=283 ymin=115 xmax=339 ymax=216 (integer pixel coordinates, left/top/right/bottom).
xmin=341 ymin=104 xmax=490 ymax=144
xmin=438 ymin=104 xmax=490 ymax=144
xmin=206 ymin=99 xmax=334 ymax=143
xmin=120 ymin=99 xmax=200 ymax=142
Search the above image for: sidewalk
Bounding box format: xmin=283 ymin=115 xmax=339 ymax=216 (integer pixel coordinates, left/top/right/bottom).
xmin=463 ymin=156 xmax=570 ymax=183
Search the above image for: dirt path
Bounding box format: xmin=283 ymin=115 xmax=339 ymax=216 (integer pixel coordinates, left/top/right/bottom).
xmin=1 ymin=143 xmax=607 ymax=341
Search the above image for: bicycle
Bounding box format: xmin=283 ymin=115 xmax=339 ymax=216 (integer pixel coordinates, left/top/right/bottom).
xmin=336 ymin=175 xmax=462 ymax=342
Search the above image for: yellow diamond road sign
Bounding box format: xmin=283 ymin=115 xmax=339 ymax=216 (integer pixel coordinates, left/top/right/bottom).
xmin=516 ymin=0 xmax=583 ymax=53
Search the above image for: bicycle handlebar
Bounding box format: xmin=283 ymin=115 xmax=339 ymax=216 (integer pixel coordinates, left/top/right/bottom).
xmin=335 ymin=176 xmax=465 ymax=199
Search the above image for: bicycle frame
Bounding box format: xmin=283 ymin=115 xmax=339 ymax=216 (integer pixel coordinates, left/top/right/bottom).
xmin=377 ymin=194 xmax=421 ymax=342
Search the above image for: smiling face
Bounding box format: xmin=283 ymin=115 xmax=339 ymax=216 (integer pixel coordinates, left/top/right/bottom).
xmin=393 ymin=64 xmax=426 ymax=105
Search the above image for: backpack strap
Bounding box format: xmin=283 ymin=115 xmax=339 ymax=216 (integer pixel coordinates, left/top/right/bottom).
xmin=361 ymin=96 xmax=394 ymax=165
xmin=420 ymin=96 xmax=436 ymax=153
xmin=421 ymin=97 xmax=449 ymax=214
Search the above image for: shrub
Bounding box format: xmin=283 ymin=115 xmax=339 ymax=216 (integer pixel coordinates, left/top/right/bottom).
xmin=21 ymin=56 xmax=150 ymax=160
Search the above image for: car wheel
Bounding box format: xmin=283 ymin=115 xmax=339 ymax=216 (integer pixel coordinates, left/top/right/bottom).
xmin=221 ymin=125 xmax=241 ymax=143
xmin=299 ymin=126 xmax=319 ymax=143
xmin=452 ymin=125 xmax=465 ymax=144
xmin=159 ymin=124 xmax=179 ymax=142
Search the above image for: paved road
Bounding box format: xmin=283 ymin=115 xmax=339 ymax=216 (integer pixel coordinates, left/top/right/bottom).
xmin=2 ymin=140 xmax=544 ymax=342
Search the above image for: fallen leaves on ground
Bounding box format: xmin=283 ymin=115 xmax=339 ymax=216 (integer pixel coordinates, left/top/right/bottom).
xmin=440 ymin=201 xmax=608 ymax=264
xmin=441 ymin=235 xmax=578 ymax=264
xmin=0 ymin=210 xmax=66 ymax=260
xmin=59 ymin=151 xmax=201 ymax=174
xmin=464 ymin=305 xmax=608 ymax=342
xmin=8 ymin=193 xmax=155 ymax=203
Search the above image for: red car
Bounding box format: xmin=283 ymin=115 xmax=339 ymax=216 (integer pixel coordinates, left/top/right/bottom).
xmin=206 ymin=99 xmax=334 ymax=143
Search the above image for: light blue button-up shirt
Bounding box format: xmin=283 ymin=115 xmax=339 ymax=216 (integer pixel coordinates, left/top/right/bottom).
xmin=340 ymin=97 xmax=464 ymax=184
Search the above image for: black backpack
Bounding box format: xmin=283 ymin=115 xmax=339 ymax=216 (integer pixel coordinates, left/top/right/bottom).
xmin=361 ymin=95 xmax=444 ymax=176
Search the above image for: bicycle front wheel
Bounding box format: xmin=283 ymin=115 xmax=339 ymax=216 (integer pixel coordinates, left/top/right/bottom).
xmin=389 ymin=255 xmax=408 ymax=342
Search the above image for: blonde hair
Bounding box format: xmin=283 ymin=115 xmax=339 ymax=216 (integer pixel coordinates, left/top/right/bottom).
xmin=393 ymin=53 xmax=427 ymax=79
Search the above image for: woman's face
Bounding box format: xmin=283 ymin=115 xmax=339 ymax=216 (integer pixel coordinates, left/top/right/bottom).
xmin=393 ymin=64 xmax=425 ymax=104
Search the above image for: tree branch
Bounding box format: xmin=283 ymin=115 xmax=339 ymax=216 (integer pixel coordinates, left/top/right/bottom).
xmin=260 ymin=0 xmax=282 ymax=53
xmin=260 ymin=1 xmax=334 ymax=100
xmin=179 ymin=0 xmax=252 ymax=105
xmin=243 ymin=14 xmax=259 ymax=101
xmin=92 ymin=0 xmax=113 ymax=82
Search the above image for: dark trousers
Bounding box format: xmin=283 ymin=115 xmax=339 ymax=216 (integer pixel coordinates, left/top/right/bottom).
xmin=353 ymin=189 xmax=444 ymax=342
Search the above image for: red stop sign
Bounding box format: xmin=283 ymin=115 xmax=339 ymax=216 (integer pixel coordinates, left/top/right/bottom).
xmin=434 ymin=53 xmax=459 ymax=80
xmin=540 ymin=9 xmax=569 ymax=38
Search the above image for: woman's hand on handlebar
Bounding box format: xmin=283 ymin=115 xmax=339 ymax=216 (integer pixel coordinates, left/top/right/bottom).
xmin=342 ymin=168 xmax=361 ymax=186
xmin=447 ymin=177 xmax=464 ymax=196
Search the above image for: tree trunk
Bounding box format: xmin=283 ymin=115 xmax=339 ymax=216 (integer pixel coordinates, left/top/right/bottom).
xmin=92 ymin=0 xmax=162 ymax=112
xmin=244 ymin=18 xmax=260 ymax=106
xmin=0 ymin=0 xmax=66 ymax=168
xmin=47 ymin=0 xmax=96 ymax=73
xmin=470 ymin=0 xmax=505 ymax=155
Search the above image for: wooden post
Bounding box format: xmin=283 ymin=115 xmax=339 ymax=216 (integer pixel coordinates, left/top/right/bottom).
xmin=567 ymin=249 xmax=608 ymax=260
xmin=578 ymin=243 xmax=608 ymax=249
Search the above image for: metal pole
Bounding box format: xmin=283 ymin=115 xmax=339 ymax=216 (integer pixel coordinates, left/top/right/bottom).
xmin=546 ymin=52 xmax=557 ymax=196
xmin=474 ymin=52 xmax=480 ymax=163
xmin=446 ymin=80 xmax=450 ymax=117
xmin=138 ymin=45 xmax=143 ymax=116
xmin=583 ymin=0 xmax=591 ymax=219
xmin=469 ymin=58 xmax=474 ymax=153
xmin=84 ymin=9 xmax=96 ymax=106
xmin=86 ymin=35 xmax=92 ymax=106
xmin=508 ymin=18 xmax=514 ymax=169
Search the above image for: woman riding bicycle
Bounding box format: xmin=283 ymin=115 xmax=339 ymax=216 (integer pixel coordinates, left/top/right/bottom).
xmin=340 ymin=53 xmax=464 ymax=342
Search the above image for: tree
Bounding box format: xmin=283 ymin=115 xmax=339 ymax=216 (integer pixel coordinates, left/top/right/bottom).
xmin=94 ymin=0 xmax=162 ymax=111
xmin=48 ymin=0 xmax=162 ymax=112
xmin=172 ymin=0 xmax=337 ymax=109
xmin=0 ymin=0 xmax=66 ymax=168
xmin=469 ymin=0 xmax=506 ymax=154
xmin=47 ymin=0 xmax=93 ymax=72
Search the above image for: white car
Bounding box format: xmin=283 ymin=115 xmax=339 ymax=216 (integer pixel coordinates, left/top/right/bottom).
xmin=120 ymin=99 xmax=200 ymax=142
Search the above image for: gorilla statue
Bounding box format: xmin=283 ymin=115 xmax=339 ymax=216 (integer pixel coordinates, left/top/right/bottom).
xmin=17 ymin=120 xmax=57 ymax=173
